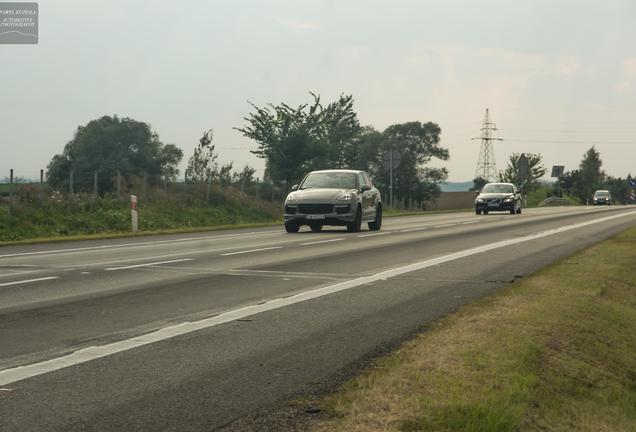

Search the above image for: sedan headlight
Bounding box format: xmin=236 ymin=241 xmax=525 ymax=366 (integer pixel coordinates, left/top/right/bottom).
xmin=337 ymin=192 xmax=353 ymax=201
xmin=503 ymin=197 xmax=514 ymax=202
xmin=476 ymin=198 xmax=485 ymax=203
xmin=286 ymin=193 xmax=297 ymax=202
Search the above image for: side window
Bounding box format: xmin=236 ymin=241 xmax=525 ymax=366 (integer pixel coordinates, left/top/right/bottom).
xmin=363 ymin=173 xmax=372 ymax=187
xmin=358 ymin=173 xmax=367 ymax=188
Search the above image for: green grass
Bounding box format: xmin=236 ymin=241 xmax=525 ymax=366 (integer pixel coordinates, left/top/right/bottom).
xmin=526 ymin=187 xmax=581 ymax=207
xmin=0 ymin=189 xmax=282 ymax=243
xmin=312 ymin=226 xmax=636 ymax=432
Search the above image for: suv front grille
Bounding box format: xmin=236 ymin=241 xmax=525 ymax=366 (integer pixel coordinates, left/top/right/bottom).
xmin=298 ymin=204 xmax=334 ymax=214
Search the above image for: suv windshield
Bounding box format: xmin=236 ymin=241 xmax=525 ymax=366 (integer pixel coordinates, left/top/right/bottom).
xmin=594 ymin=191 xmax=610 ymax=197
xmin=300 ymin=172 xmax=357 ymax=189
xmin=482 ymin=184 xmax=514 ymax=194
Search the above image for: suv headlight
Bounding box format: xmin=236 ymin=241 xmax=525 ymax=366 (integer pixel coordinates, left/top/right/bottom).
xmin=503 ymin=197 xmax=514 ymax=202
xmin=286 ymin=193 xmax=297 ymax=202
xmin=476 ymin=198 xmax=485 ymax=203
xmin=337 ymin=192 xmax=353 ymax=201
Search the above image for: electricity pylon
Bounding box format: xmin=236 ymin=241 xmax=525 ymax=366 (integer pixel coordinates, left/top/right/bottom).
xmin=473 ymin=109 xmax=503 ymax=182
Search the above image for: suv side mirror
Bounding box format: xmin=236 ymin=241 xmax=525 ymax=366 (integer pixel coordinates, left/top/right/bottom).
xmin=291 ymin=184 xmax=299 ymax=191
xmin=360 ymin=185 xmax=371 ymax=192
xmin=475 ymin=190 xmax=480 ymax=195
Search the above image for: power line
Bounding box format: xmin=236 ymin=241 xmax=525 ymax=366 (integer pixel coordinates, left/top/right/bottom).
xmin=505 ymin=138 xmax=634 ymax=144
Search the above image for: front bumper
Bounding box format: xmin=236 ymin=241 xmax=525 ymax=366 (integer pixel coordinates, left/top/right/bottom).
xmin=475 ymin=201 xmax=516 ymax=212
xmin=284 ymin=203 xmax=355 ymax=225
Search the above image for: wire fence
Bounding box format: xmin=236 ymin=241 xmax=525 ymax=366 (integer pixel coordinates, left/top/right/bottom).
xmin=1 ymin=168 xmax=439 ymax=211
xmin=0 ymin=168 xmax=290 ymax=206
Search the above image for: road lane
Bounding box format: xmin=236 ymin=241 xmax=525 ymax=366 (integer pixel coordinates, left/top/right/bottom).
xmin=0 ymin=207 xmax=632 ymax=363
xmin=0 ymin=206 xmax=634 ymax=431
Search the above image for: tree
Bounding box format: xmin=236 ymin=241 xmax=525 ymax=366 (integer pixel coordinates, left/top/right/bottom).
xmin=470 ymin=177 xmax=487 ymax=191
xmin=603 ymin=175 xmax=633 ymax=204
xmin=498 ymin=153 xmax=547 ymax=195
xmin=577 ymin=146 xmax=604 ymax=202
xmin=185 ymin=129 xmax=218 ymax=183
xmin=340 ymin=125 xmax=384 ymax=172
xmin=47 ymin=115 xmax=183 ymax=193
xmin=235 ymin=93 xmax=361 ymax=187
xmin=375 ymin=121 xmax=449 ymax=204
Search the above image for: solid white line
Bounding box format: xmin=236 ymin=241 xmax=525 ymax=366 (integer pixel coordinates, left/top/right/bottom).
xmin=0 ymin=230 xmax=281 ymax=259
xmin=0 ymin=277 xmax=59 ymax=287
xmin=299 ymin=238 xmax=345 ymax=246
xmin=357 ymin=232 xmax=391 ymax=238
xmin=0 ymin=210 xmax=634 ymax=387
xmin=220 ymin=247 xmax=282 ymax=256
xmin=104 ymin=259 xmax=194 ymax=271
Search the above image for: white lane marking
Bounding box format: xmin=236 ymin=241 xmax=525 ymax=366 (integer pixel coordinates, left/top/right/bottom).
xmin=399 ymin=226 xmax=429 ymax=232
xmin=433 ymin=223 xmax=456 ymax=228
xmin=299 ymin=238 xmax=345 ymax=246
xmin=0 ymin=230 xmax=281 ymax=259
xmin=357 ymin=232 xmax=391 ymax=238
xmin=462 ymin=221 xmax=480 ymax=225
xmin=0 ymin=277 xmax=59 ymax=287
xmin=104 ymin=259 xmax=194 ymax=271
xmin=0 ymin=210 xmax=634 ymax=387
xmin=220 ymin=246 xmax=282 ymax=256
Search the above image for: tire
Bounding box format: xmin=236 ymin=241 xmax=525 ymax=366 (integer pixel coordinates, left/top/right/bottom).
xmin=347 ymin=205 xmax=362 ymax=233
xmin=516 ymin=207 xmax=522 ymax=214
xmin=284 ymin=222 xmax=300 ymax=233
xmin=368 ymin=205 xmax=382 ymax=231
xmin=475 ymin=209 xmax=482 ymax=215
xmin=483 ymin=210 xmax=489 ymax=215
xmin=510 ymin=208 xmax=516 ymax=214
xmin=310 ymin=224 xmax=322 ymax=232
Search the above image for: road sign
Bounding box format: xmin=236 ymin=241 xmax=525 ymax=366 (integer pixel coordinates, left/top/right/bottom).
xmin=382 ymin=149 xmax=401 ymax=169
xmin=629 ymin=179 xmax=636 ymax=188
xmin=551 ymin=165 xmax=565 ymax=178
xmin=517 ymin=153 xmax=529 ymax=183
xmin=630 ymin=192 xmax=636 ymax=201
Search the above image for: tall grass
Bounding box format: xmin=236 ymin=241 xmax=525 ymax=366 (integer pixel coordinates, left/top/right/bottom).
xmin=0 ymin=184 xmax=281 ymax=242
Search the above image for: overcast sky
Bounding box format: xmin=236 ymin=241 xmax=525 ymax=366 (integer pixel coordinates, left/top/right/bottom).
xmin=2 ymin=0 xmax=635 ymax=182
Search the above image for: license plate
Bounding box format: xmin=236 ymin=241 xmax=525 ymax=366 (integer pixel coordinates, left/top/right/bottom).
xmin=488 ymin=201 xmax=499 ymax=207
xmin=306 ymin=214 xmax=325 ymax=220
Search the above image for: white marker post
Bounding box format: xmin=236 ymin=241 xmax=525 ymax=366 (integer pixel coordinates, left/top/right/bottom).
xmin=131 ymin=195 xmax=138 ymax=233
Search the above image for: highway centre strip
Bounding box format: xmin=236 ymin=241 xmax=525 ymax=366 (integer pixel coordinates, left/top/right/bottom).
xmin=1 ymin=210 xmax=634 ymax=387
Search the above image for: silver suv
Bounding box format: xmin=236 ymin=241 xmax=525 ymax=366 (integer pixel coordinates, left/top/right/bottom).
xmin=284 ymin=169 xmax=382 ymax=233
xmin=593 ymin=190 xmax=611 ymax=205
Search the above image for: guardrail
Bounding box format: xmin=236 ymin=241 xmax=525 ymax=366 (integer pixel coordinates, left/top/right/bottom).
xmin=538 ymin=197 xmax=572 ymax=207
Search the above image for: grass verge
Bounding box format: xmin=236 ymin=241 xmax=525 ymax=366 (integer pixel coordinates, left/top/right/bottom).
xmin=311 ymin=226 xmax=636 ymax=432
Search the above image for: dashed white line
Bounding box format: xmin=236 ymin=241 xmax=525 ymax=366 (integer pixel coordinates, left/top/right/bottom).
xmin=432 ymin=223 xmax=456 ymax=228
xmin=0 ymin=276 xmax=59 ymax=287
xmin=220 ymin=247 xmax=282 ymax=256
xmin=399 ymin=226 xmax=429 ymax=232
xmin=0 ymin=230 xmax=281 ymax=259
xmin=105 ymin=258 xmax=194 ymax=271
xmin=300 ymin=238 xmax=345 ymax=246
xmin=357 ymin=232 xmax=391 ymax=238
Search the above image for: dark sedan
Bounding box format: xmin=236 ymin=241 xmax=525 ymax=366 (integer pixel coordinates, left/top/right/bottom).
xmin=475 ymin=183 xmax=522 ymax=215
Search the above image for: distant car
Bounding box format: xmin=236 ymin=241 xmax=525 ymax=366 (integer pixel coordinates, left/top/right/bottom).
xmin=475 ymin=182 xmax=522 ymax=215
xmin=283 ymin=169 xmax=382 ymax=233
xmin=592 ymin=190 xmax=611 ymax=205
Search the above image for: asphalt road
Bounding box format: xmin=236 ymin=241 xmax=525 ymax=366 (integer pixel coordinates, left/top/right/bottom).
xmin=1 ymin=206 xmax=635 ymax=431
